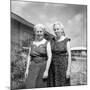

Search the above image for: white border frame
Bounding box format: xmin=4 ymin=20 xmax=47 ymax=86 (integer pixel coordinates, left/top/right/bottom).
xmin=0 ymin=0 xmax=89 ymax=90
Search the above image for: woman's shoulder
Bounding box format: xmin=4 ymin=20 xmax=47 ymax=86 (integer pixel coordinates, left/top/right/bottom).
xmin=64 ymin=37 xmax=71 ymax=42
xmin=44 ymin=38 xmax=52 ymax=43
xmin=44 ymin=39 xmax=51 ymax=46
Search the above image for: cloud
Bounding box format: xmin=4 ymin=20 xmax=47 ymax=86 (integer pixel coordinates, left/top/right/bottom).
xmin=39 ymin=14 xmax=47 ymax=19
xmin=67 ymin=13 xmax=83 ymax=35
xmin=49 ymin=17 xmax=58 ymax=22
xmin=11 ymin=1 xmax=87 ymax=47
xmin=11 ymin=1 xmax=29 ymax=15
xmin=44 ymin=2 xmax=68 ymax=9
xmin=66 ymin=13 xmax=86 ymax=47
xmin=67 ymin=13 xmax=83 ymax=24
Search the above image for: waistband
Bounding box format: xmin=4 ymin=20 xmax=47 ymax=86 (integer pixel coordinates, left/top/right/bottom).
xmin=31 ymin=56 xmax=47 ymax=63
xmin=52 ymin=51 xmax=68 ymax=56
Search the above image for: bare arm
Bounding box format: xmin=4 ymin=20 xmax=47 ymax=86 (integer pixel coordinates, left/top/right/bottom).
xmin=25 ymin=47 xmax=31 ymax=73
xmin=67 ymin=41 xmax=71 ymax=72
xmin=45 ymin=41 xmax=52 ymax=72
xmin=22 ymin=47 xmax=29 ymax=50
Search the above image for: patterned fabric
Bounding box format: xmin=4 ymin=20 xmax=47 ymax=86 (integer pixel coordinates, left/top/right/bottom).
xmin=25 ymin=39 xmax=48 ymax=89
xmin=48 ymin=37 xmax=71 ymax=87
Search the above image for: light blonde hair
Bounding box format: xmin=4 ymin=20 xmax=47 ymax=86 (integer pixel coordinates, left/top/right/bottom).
xmin=53 ymin=21 xmax=64 ymax=30
xmin=53 ymin=21 xmax=65 ymax=36
xmin=34 ymin=24 xmax=45 ymax=32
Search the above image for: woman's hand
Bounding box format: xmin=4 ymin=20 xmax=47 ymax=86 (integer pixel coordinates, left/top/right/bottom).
xmin=66 ymin=69 xmax=70 ymax=78
xmin=66 ymin=41 xmax=71 ymax=79
xmin=25 ymin=69 xmax=29 ymax=79
xmin=42 ymin=41 xmax=52 ymax=79
xmin=43 ymin=70 xmax=48 ymax=79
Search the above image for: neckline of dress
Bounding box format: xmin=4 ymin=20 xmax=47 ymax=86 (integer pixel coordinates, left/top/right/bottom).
xmin=56 ymin=37 xmax=67 ymax=43
xmin=33 ymin=39 xmax=47 ymax=48
xmin=33 ymin=43 xmax=45 ymax=48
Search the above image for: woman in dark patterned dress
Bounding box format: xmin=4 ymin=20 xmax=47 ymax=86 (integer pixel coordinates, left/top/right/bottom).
xmin=24 ymin=24 xmax=52 ymax=89
xmin=48 ymin=22 xmax=71 ymax=87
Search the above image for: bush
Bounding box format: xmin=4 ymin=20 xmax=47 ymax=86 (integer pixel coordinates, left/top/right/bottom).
xmin=11 ymin=50 xmax=27 ymax=89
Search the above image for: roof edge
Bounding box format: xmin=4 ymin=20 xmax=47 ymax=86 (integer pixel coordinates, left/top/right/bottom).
xmin=11 ymin=12 xmax=34 ymax=28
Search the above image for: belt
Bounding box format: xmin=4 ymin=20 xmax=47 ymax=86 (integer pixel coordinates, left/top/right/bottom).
xmin=31 ymin=56 xmax=47 ymax=63
xmin=52 ymin=51 xmax=68 ymax=56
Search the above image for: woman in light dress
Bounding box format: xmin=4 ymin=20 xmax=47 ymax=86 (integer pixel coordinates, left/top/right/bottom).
xmin=24 ymin=24 xmax=52 ymax=88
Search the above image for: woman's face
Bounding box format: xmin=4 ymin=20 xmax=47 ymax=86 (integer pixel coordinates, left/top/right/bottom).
xmin=35 ymin=27 xmax=44 ymax=39
xmin=53 ymin=24 xmax=62 ymax=37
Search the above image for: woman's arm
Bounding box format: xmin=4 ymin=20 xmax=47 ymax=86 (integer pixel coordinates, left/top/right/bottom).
xmin=26 ymin=47 xmax=31 ymax=70
xmin=45 ymin=41 xmax=52 ymax=72
xmin=25 ymin=47 xmax=31 ymax=78
xmin=67 ymin=41 xmax=71 ymax=74
xmin=22 ymin=47 xmax=29 ymax=50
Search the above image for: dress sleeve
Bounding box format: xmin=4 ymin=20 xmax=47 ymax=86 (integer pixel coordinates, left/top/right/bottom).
xmin=65 ymin=37 xmax=71 ymax=42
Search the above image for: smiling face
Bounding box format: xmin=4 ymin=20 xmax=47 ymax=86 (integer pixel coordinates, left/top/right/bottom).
xmin=34 ymin=26 xmax=44 ymax=40
xmin=53 ymin=24 xmax=62 ymax=37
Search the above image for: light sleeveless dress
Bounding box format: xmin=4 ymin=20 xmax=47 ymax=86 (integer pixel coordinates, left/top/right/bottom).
xmin=25 ymin=39 xmax=48 ymax=89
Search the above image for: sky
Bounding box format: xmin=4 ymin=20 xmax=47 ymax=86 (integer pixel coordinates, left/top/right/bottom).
xmin=11 ymin=0 xmax=87 ymax=48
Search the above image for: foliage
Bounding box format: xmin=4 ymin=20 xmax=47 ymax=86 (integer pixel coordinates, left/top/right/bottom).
xmin=11 ymin=50 xmax=27 ymax=89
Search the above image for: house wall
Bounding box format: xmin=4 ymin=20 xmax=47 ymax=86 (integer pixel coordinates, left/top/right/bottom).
xmin=11 ymin=18 xmax=34 ymax=61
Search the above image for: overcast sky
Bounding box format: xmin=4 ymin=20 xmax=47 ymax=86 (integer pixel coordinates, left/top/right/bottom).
xmin=11 ymin=0 xmax=87 ymax=48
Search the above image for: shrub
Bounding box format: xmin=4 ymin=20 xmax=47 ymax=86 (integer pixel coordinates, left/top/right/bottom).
xmin=11 ymin=50 xmax=27 ymax=89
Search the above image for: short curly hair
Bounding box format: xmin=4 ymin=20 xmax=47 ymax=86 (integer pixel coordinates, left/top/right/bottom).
xmin=34 ymin=24 xmax=45 ymax=32
xmin=53 ymin=21 xmax=64 ymax=30
xmin=53 ymin=21 xmax=65 ymax=36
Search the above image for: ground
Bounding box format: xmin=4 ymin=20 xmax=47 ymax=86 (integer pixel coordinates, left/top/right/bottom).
xmin=11 ymin=56 xmax=87 ymax=89
xmin=71 ymin=57 xmax=87 ymax=85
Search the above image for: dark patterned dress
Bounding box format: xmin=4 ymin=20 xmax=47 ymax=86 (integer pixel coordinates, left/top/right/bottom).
xmin=25 ymin=40 xmax=48 ymax=89
xmin=48 ymin=37 xmax=71 ymax=87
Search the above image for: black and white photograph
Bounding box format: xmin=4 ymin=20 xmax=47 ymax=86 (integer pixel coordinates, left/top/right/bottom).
xmin=11 ymin=0 xmax=87 ymax=89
